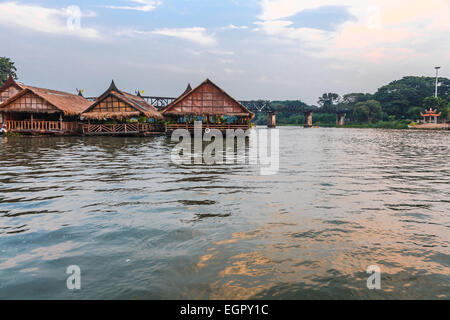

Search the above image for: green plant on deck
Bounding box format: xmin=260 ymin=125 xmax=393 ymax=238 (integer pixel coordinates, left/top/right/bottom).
xmin=137 ymin=116 xmax=147 ymax=123
xmin=5 ymin=131 xmax=22 ymax=137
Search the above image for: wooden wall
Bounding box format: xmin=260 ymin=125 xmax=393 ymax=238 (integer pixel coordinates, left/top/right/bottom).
xmin=170 ymin=82 xmax=245 ymax=115
xmin=0 ymin=86 xmax=21 ymax=103
xmin=89 ymin=95 xmax=134 ymax=113
xmin=2 ymin=92 xmax=58 ymax=113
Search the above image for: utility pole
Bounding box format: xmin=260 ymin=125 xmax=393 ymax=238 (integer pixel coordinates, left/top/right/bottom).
xmin=435 ymin=66 xmax=441 ymax=98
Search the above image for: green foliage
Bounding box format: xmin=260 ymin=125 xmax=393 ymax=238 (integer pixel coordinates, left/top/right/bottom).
xmin=318 ymin=93 xmax=340 ymax=113
xmin=423 ymin=96 xmax=444 ymax=109
xmin=407 ymin=107 xmax=422 ymax=120
xmin=353 ymin=100 xmax=383 ymax=124
xmin=0 ymin=57 xmax=17 ymax=86
xmin=374 ymin=76 xmax=450 ymax=118
xmin=344 ymin=120 xmax=410 ymax=129
xmin=137 ymin=116 xmax=148 ymax=123
xmin=313 ymin=113 xmax=335 ymax=125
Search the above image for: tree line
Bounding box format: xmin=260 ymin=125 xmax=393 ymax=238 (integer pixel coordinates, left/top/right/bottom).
xmin=254 ymin=76 xmax=450 ymax=126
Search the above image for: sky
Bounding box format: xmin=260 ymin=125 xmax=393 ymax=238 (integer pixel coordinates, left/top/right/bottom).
xmin=0 ymin=0 xmax=449 ymax=104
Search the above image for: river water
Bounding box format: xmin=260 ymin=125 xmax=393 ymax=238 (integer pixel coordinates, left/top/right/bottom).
xmin=0 ymin=127 xmax=448 ymax=299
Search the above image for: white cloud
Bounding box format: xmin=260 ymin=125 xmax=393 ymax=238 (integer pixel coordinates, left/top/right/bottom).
xmin=125 ymin=27 xmax=216 ymax=46
xmin=208 ymin=50 xmax=235 ymax=56
xmin=101 ymin=0 xmax=161 ymax=12
xmin=255 ymin=0 xmax=450 ymax=63
xmin=222 ymin=24 xmax=248 ymax=30
xmin=224 ymin=67 xmax=245 ymax=74
xmin=0 ymin=2 xmax=100 ymax=39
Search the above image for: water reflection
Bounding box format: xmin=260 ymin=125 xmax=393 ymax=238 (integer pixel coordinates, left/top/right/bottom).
xmin=0 ymin=128 xmax=448 ymax=299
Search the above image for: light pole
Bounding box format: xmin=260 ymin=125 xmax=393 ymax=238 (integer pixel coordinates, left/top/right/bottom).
xmin=434 ymin=66 xmax=441 ymax=98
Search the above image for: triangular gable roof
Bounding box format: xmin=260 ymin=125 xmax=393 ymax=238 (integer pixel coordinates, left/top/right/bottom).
xmin=0 ymin=85 xmax=92 ymax=115
xmin=161 ymin=79 xmax=254 ymax=118
xmin=0 ymin=74 xmax=24 ymax=93
xmin=82 ymin=80 xmax=163 ymax=119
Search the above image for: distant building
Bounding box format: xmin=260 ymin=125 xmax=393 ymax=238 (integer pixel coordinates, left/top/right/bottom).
xmin=421 ymin=108 xmax=441 ymax=123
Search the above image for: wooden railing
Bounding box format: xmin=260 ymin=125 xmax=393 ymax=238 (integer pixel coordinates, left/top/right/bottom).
xmin=165 ymin=124 xmax=250 ymax=131
xmin=4 ymin=120 xmax=79 ymax=132
xmin=82 ymin=123 xmax=164 ymax=135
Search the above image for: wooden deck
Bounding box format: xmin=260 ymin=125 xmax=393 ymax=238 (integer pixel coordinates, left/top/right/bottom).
xmin=3 ymin=120 xmax=79 ymax=134
xmin=81 ymin=123 xmax=165 ymax=135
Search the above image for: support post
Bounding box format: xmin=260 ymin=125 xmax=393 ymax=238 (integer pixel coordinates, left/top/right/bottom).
xmin=59 ymin=113 xmax=63 ymax=131
xmin=267 ymin=112 xmax=277 ymax=128
xmin=304 ymin=111 xmax=313 ymax=128
xmin=336 ymin=113 xmax=346 ymax=126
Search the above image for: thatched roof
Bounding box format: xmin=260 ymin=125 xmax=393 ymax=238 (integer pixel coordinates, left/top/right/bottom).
xmin=82 ymin=80 xmax=163 ymax=120
xmin=0 ymin=85 xmax=91 ymax=115
xmin=161 ymin=79 xmax=254 ymax=118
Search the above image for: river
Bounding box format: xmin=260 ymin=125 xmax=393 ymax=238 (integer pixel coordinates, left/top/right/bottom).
xmin=0 ymin=127 xmax=448 ymax=299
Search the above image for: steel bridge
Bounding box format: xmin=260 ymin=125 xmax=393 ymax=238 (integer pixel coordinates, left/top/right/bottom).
xmin=85 ymin=96 xmax=350 ymax=127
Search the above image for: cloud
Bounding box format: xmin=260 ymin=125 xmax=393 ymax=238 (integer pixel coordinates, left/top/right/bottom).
xmin=255 ymin=0 xmax=450 ymax=63
xmin=222 ymin=24 xmax=248 ymax=30
xmin=224 ymin=67 xmax=245 ymax=74
xmin=0 ymin=2 xmax=100 ymax=39
xmin=100 ymin=0 xmax=161 ymax=12
xmin=120 ymin=27 xmax=216 ymax=46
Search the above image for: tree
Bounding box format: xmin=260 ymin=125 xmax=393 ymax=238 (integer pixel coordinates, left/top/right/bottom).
xmin=0 ymin=57 xmax=18 ymax=86
xmin=374 ymin=76 xmax=450 ymax=118
xmin=407 ymin=106 xmax=423 ymax=120
xmin=342 ymin=93 xmax=372 ymax=105
xmin=318 ymin=93 xmax=340 ymax=113
xmin=423 ymin=96 xmax=444 ymax=109
xmin=353 ymin=100 xmax=383 ymax=124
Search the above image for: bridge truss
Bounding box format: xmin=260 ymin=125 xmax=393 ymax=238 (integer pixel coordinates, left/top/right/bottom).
xmin=86 ymin=96 xmax=349 ymax=115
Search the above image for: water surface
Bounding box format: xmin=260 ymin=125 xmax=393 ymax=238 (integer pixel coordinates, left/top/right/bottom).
xmin=0 ymin=127 xmax=448 ymax=299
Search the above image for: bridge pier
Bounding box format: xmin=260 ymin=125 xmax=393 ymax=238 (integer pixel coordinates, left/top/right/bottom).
xmin=267 ymin=112 xmax=276 ymax=128
xmin=304 ymin=111 xmax=313 ymax=128
xmin=336 ymin=113 xmax=346 ymax=126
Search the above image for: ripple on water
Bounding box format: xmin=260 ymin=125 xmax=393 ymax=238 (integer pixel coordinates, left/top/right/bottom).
xmin=0 ymin=129 xmax=449 ymax=299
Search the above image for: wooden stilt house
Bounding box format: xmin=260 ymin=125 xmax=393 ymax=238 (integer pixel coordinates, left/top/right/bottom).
xmin=80 ymin=80 xmax=164 ymax=135
xmin=0 ymin=85 xmax=91 ymax=134
xmin=161 ymin=79 xmax=254 ymax=132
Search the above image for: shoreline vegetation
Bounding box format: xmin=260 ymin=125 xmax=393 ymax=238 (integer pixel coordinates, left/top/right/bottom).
xmin=252 ymin=76 xmax=450 ymax=130
xmin=269 ymin=120 xmax=408 ymax=129
xmin=272 ymin=121 xmax=450 ymax=130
